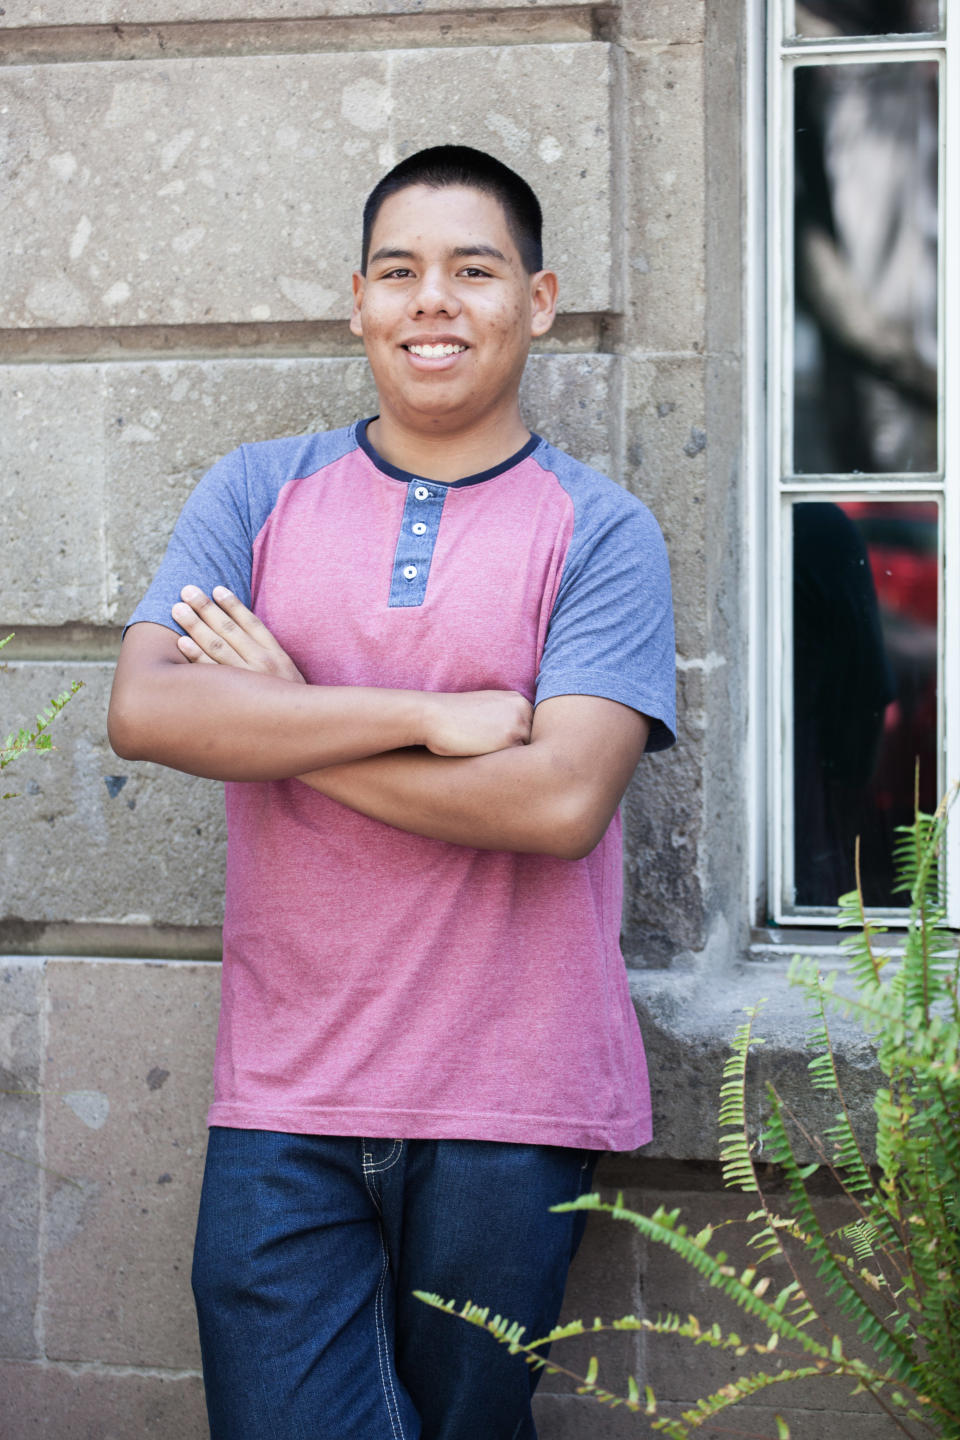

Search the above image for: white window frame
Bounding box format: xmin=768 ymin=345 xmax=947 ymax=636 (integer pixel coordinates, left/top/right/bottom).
xmin=749 ymin=1 xmax=959 ymax=927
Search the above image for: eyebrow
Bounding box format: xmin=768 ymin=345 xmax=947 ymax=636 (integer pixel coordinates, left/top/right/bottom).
xmin=368 ymin=243 xmax=509 ymax=265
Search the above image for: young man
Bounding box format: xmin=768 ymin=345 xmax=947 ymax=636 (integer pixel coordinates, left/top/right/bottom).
xmin=108 ymin=146 xmax=676 ymax=1440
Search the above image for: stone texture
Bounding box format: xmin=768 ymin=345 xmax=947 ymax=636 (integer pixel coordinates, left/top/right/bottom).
xmin=0 ymin=959 xmax=44 ymax=1359
xmin=0 ymin=1361 xmax=207 ymax=1440
xmin=622 ymin=741 xmax=704 ymax=964
xmin=1 ymin=353 xmax=617 ymax=628
xmin=1 ymin=665 xmax=226 ymax=929
xmin=534 ymin=1393 xmax=654 ymax=1438
xmin=618 ymin=353 xmax=709 ymax=964
xmin=620 ymin=2 xmax=705 ymax=44
xmin=621 ymin=354 xmax=708 ymax=660
xmin=625 ymin=38 xmax=705 ymax=353
xmin=522 ymin=354 xmax=619 ymax=477
xmin=704 ymin=1 xmax=745 ymax=362
xmin=1 ymin=45 xmax=612 ymax=330
xmin=41 ymin=958 xmax=219 ymax=1366
xmin=2 ymin=0 xmax=593 ymax=21
xmin=0 ymin=368 xmax=108 ymax=628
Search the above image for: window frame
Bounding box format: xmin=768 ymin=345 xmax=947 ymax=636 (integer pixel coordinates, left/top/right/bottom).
xmin=751 ymin=1 xmax=959 ymax=927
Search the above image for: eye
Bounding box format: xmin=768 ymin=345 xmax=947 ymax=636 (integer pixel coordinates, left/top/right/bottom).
xmin=380 ymin=267 xmax=414 ymax=280
xmin=459 ymin=266 xmax=492 ymax=279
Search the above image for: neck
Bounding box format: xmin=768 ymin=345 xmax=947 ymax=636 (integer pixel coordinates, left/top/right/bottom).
xmin=367 ymin=408 xmax=531 ymax=484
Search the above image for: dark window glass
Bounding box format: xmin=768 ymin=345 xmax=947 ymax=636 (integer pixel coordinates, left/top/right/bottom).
xmin=792 ymin=499 xmax=938 ymax=908
xmin=793 ymin=1 xmax=940 ymax=37
xmin=793 ymin=61 xmax=938 ymax=474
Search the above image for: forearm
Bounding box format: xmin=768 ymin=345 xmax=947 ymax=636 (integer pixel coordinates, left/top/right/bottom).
xmin=301 ymin=695 xmax=651 ymax=856
xmin=301 ymin=741 xmax=611 ymax=860
xmin=109 ymin=620 xmax=533 ymax=781
xmin=109 ymin=660 xmax=427 ymax=782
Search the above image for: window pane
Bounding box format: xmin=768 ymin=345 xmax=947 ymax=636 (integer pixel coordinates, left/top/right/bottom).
xmin=793 ymin=2 xmax=940 ymax=37
xmin=793 ymin=61 xmax=938 ymax=474
xmin=792 ymin=499 xmax=938 ymax=908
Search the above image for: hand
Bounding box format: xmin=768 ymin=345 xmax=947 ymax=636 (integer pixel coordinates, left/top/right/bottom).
xmin=171 ymin=586 xmax=305 ymax=684
xmin=419 ymin=689 xmax=533 ymax=756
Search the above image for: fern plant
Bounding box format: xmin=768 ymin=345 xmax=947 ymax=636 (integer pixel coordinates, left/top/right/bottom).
xmin=1 ymin=633 xmax=83 ymax=799
xmin=417 ymin=791 xmax=960 ymax=1438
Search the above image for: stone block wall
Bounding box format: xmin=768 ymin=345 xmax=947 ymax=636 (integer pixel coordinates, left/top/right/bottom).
xmin=0 ymin=3 xmax=902 ymax=1437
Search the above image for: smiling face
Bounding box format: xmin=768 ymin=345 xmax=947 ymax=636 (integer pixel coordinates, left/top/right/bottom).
xmin=350 ymin=184 xmax=557 ymax=447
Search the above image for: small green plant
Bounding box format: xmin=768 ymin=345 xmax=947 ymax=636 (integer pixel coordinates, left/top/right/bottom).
xmin=1 ymin=633 xmax=83 ymax=800
xmin=417 ymin=791 xmax=960 ymax=1438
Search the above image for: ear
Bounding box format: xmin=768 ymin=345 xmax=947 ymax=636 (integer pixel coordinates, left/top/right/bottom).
xmin=349 ymin=271 xmax=365 ymax=337
xmin=529 ymin=269 xmax=558 ymax=338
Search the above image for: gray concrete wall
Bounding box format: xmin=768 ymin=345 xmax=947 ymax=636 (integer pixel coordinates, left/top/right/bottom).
xmin=1 ymin=3 xmax=900 ymax=1436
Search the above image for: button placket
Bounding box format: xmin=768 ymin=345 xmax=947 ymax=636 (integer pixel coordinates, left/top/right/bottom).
xmin=388 ymin=480 xmax=448 ymax=608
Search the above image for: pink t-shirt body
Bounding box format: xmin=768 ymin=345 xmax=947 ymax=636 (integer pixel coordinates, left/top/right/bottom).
xmin=129 ymin=422 xmax=676 ymax=1151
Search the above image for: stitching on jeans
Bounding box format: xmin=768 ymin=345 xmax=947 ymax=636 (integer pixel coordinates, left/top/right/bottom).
xmin=364 ymin=1138 xmax=403 ymax=1174
xmin=362 ymin=1165 xmax=405 ymax=1440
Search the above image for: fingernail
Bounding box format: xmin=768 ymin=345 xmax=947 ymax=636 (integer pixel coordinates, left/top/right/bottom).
xmin=172 ymin=602 xmax=188 ymax=617
xmin=212 ymin=585 xmax=230 ymax=600
xmin=181 ymin=585 xmax=200 ymax=600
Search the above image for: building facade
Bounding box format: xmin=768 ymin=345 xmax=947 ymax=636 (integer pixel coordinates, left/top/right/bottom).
xmin=1 ymin=1 xmax=952 ymax=1435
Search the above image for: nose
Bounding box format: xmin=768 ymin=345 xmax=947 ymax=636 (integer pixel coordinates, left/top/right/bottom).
xmin=408 ymin=265 xmax=460 ymax=318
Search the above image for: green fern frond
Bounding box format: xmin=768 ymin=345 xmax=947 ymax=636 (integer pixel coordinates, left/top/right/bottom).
xmin=842 ymin=1219 xmax=880 ymax=1265
xmin=762 ymin=1091 xmax=923 ymax=1386
xmin=1 ymin=679 xmax=84 ymax=774
xmin=718 ymin=1005 xmax=765 ymax=1194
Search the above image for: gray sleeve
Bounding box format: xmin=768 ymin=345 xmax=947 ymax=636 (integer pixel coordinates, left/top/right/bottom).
xmin=534 ymin=455 xmax=677 ymax=752
xmin=124 ymin=446 xmax=256 ymax=637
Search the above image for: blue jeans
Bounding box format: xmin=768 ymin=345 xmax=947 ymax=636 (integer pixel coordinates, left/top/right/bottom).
xmin=192 ymin=1130 xmax=597 ymax=1440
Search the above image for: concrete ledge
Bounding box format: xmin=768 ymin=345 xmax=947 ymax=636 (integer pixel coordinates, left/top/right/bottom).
xmin=1 ymin=0 xmax=596 ymax=23
xmin=0 ymin=9 xmax=596 ymax=65
xmin=633 ymin=958 xmax=884 ymax=1163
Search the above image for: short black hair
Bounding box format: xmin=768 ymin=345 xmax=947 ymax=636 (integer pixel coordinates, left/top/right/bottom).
xmin=361 ymin=145 xmax=544 ymax=275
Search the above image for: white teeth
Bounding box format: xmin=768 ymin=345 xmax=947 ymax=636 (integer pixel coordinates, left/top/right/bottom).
xmin=407 ymin=343 xmax=466 ymax=358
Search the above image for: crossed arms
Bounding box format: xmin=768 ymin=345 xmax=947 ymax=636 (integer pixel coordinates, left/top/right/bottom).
xmin=108 ymin=587 xmax=651 ymax=860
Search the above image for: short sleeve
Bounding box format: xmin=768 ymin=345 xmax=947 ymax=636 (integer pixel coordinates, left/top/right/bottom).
xmin=534 ymin=455 xmax=677 ymax=752
xmin=124 ymin=446 xmax=255 ymax=637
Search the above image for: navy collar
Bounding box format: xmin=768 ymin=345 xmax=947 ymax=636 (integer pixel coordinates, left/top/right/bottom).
xmin=356 ymin=417 xmax=540 ymax=488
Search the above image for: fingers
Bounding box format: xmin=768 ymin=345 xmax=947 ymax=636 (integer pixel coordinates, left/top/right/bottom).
xmin=171 ymin=586 xmax=253 ymax=668
xmin=176 ymin=634 xmax=217 ymax=665
xmin=209 ymin=586 xmax=278 ymax=650
xmin=171 ymin=585 xmax=304 ymax=681
xmin=206 ymin=587 xmax=305 ymax=681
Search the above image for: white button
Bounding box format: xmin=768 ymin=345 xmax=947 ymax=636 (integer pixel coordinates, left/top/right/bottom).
xmin=414 ymin=486 xmax=429 ymax=500
xmin=403 ymin=564 xmax=418 ymax=580
xmin=411 ymin=522 xmax=427 ymax=536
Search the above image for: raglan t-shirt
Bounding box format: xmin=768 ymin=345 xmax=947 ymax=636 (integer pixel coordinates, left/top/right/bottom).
xmin=129 ymin=420 xmax=676 ymax=1151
